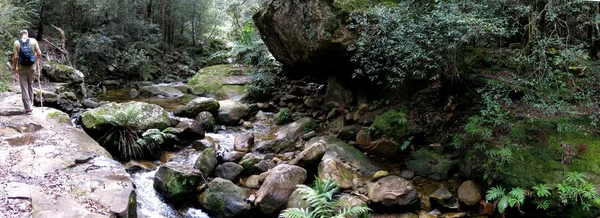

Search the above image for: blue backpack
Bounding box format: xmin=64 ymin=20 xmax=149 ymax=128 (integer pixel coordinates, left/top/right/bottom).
xmin=18 ymin=39 xmax=36 ymax=66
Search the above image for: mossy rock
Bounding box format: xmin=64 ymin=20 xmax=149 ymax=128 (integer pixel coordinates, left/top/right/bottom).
xmin=43 ymin=62 xmax=84 ymax=84
xmin=153 ymin=165 xmax=203 ymax=208
xmin=406 ymin=148 xmax=456 ymax=181
xmin=198 ymin=178 xmax=250 ymax=218
xmin=80 ymin=101 xmax=170 ymax=132
xmin=187 ymin=64 xmax=251 ymax=100
xmin=371 ymin=109 xmax=415 ymax=139
xmin=195 ymin=147 xmax=218 ymax=176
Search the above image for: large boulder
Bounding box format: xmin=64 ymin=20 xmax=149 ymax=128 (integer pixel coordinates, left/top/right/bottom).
xmin=174 ymin=97 xmax=220 ymax=118
xmin=405 ymin=148 xmax=457 ymax=181
xmin=255 ymin=164 xmax=307 ymax=215
xmin=253 ymin=0 xmax=357 ymax=72
xmin=81 ymin=102 xmax=170 ymax=133
xmin=139 ymin=86 xmax=184 ymax=98
xmin=367 ymin=176 xmax=418 ymax=207
xmin=187 ymin=64 xmax=250 ymax=100
xmin=290 ymin=137 xmax=328 ymax=167
xmin=198 ymin=178 xmax=251 ymax=218
xmin=153 ymin=165 xmax=203 ymax=207
xmin=43 ymin=62 xmax=84 ymax=84
xmin=325 ymin=77 xmax=354 ymax=107
xmin=317 ymin=136 xmax=379 ymax=190
xmin=217 ymin=100 xmax=248 ymax=125
xmin=457 ymin=180 xmax=482 ymax=206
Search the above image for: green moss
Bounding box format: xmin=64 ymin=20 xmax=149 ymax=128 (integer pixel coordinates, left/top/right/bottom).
xmin=50 ymin=62 xmax=75 ymax=73
xmin=371 ymin=109 xmax=413 ymax=139
xmin=188 ymin=64 xmax=250 ymax=98
xmin=334 ymin=0 xmax=396 ymax=13
xmin=48 ymin=111 xmax=60 ymax=118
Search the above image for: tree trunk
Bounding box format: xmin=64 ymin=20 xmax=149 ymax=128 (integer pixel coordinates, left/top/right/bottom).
xmin=36 ymin=0 xmax=45 ymax=41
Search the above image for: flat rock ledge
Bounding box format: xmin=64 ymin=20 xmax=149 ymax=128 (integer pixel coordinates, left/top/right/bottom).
xmin=0 ymin=93 xmax=136 ymax=218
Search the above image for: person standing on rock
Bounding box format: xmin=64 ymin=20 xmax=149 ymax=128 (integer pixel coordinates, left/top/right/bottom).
xmin=12 ymin=30 xmax=42 ymax=115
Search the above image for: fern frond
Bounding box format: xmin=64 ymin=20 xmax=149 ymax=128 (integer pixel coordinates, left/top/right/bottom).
xmin=279 ymin=208 xmax=310 ymax=218
xmin=508 ymin=187 xmax=526 ymax=204
xmin=497 ymin=195 xmax=509 ymax=213
xmin=532 ymin=184 xmax=552 ymax=198
xmin=334 ymin=206 xmax=371 ymax=218
xmin=486 ymin=186 xmax=506 ymax=201
xmin=566 ymin=171 xmax=586 ymax=185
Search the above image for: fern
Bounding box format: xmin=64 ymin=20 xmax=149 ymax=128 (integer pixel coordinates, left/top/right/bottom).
xmin=532 ymin=184 xmax=551 ymax=198
xmin=536 ymin=200 xmax=550 ymax=210
xmin=280 ymin=178 xmax=371 ymax=218
xmin=566 ymin=171 xmax=586 ymax=185
xmin=486 ymin=186 xmax=506 ymax=201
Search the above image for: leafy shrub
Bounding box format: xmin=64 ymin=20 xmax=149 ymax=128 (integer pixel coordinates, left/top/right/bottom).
xmin=370 ymin=109 xmax=412 ymax=138
xmin=247 ymin=69 xmax=279 ymax=101
xmin=280 ymin=178 xmax=371 ymax=218
xmin=276 ymin=108 xmax=292 ymax=125
xmin=136 ymin=129 xmax=175 ymax=156
xmin=486 ymin=186 xmax=526 ymax=214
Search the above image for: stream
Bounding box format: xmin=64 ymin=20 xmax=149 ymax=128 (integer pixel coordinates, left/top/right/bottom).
xmin=97 ymin=86 xmax=277 ymax=217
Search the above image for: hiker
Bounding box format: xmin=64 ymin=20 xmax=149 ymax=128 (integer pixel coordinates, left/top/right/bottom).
xmin=12 ymin=29 xmax=42 ymax=115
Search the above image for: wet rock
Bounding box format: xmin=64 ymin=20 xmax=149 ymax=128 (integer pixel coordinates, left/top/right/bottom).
xmin=193 ymin=138 xmax=215 ymax=151
xmin=325 ymin=77 xmax=353 ymax=107
xmin=187 ymin=64 xmax=250 ymax=100
xmin=153 ymin=165 xmax=203 ymax=207
xmin=457 ymin=180 xmax=482 ymax=206
xmin=301 ymin=130 xmax=317 ymax=140
xmin=430 ymin=187 xmax=459 ymax=209
xmin=418 ymin=210 xmax=437 ymax=218
xmin=245 ymin=175 xmax=261 ymax=189
xmin=304 ymin=98 xmax=321 ymax=109
xmin=327 ymin=116 xmax=345 ymax=134
xmin=175 ymin=97 xmax=220 ymax=118
xmin=81 ymin=101 xmax=170 ymax=133
xmin=239 ymin=153 xmax=262 ymax=175
xmin=405 ymin=148 xmax=457 ymax=180
xmin=43 ymin=62 xmax=84 ymax=84
xmin=366 ymin=137 xmax=399 ymax=159
xmin=217 ymin=100 xmax=249 ymax=125
xmin=368 ymin=176 xmax=418 ymax=207
xmin=356 ymin=129 xmax=373 ymax=147
xmin=234 ymin=132 xmax=254 ymax=152
xmin=400 ymin=170 xmax=415 ymax=180
xmin=215 ymin=162 xmax=244 ymax=181
xmin=442 ymin=212 xmax=467 ymax=218
xmin=195 ymin=147 xmax=218 ymax=175
xmin=139 ymin=86 xmax=184 ymax=98
xmin=242 ymin=121 xmax=254 ymax=129
xmin=252 ymin=138 xmax=297 ymax=154
xmin=129 ymin=89 xmax=139 ymax=98
xmin=198 ymin=178 xmax=250 ymax=218
xmin=319 ymin=158 xmax=356 ymax=189
xmin=255 ymin=110 xmax=269 ymax=120
xmin=255 ymin=164 xmax=307 ymax=215
xmin=337 ymin=125 xmax=360 ymax=142
xmin=286 ymin=189 xmax=309 ymax=210
xmin=56 ymin=91 xmax=82 ymax=112
xmin=196 ymin=111 xmax=217 ymax=133
xmin=336 ymin=193 xmax=367 ymax=212
xmin=290 ymin=137 xmax=328 ymax=167
xmin=256 ymin=159 xmax=277 ymax=173
xmin=82 ymin=99 xmax=99 ymax=109
xmin=276 ymin=117 xmax=315 ymax=141
xmin=281 ymin=94 xmax=300 ymax=103
xmin=222 ymin=151 xmax=246 ymax=163
xmin=124 ymin=160 xmax=158 ymax=173
xmin=172 ymin=119 xmax=205 ymax=142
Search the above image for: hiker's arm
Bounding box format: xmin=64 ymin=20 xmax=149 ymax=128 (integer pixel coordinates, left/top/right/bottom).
xmin=35 ymin=42 xmax=41 ymax=58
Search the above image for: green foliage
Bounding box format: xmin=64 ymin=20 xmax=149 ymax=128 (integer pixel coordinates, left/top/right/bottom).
xmin=280 ymin=178 xmax=371 ymax=218
xmin=556 ymin=171 xmax=600 ymax=210
xmin=276 ymin=108 xmax=292 ymax=125
xmin=228 ymin=21 xmax=275 ymax=67
xmin=247 ymin=69 xmax=279 ymax=100
xmin=349 ymin=1 xmax=508 ymax=86
xmin=136 ymin=129 xmax=175 ymax=156
xmin=485 ymin=186 xmax=526 ymax=213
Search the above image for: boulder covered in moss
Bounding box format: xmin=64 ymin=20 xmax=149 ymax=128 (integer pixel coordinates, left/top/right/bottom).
xmin=175 ymin=97 xmax=220 ymax=118
xmin=187 ymin=64 xmax=251 ymax=100
xmin=43 ymin=62 xmax=84 ymax=84
xmin=195 ymin=147 xmax=218 ymax=176
xmin=371 ymin=109 xmax=416 ymax=139
xmin=405 ymin=148 xmax=456 ymax=181
xmin=81 ymin=101 xmax=170 ymax=134
xmin=198 ymin=178 xmax=250 ymax=218
xmin=153 ymin=165 xmax=203 ymax=208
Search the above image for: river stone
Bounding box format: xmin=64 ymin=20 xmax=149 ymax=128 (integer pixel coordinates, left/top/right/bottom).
xmin=198 ymin=178 xmax=250 ymax=218
xmin=215 ymin=162 xmax=244 ymax=181
xmin=319 ymin=136 xmax=379 ymax=176
xmin=193 ymin=138 xmax=215 ymax=151
xmin=195 ymin=147 xmax=218 ymax=176
xmin=43 ymin=62 xmax=84 ymax=84
xmin=56 ymin=91 xmax=82 ymax=112
xmin=234 ymin=132 xmax=254 ymax=152
xmin=222 ymin=151 xmax=246 ymax=163
xmin=368 ymin=176 xmax=418 ymax=207
xmin=457 ymin=180 xmax=482 ymax=206
xmin=172 ymin=119 xmax=205 ymax=142
xmin=175 ymin=97 xmax=220 ymax=118
xmin=82 ymin=99 xmax=99 ymax=109
xmin=139 ymin=86 xmax=184 ymax=98
xmin=153 ymin=165 xmax=203 ymax=207
xmin=405 ymin=148 xmax=457 ymax=180
xmin=187 ymin=64 xmax=250 ymax=100
xmin=196 ymin=111 xmax=217 ymax=133
xmin=290 ymin=137 xmax=328 ymax=167
xmin=217 ymin=100 xmax=249 ymax=125
xmin=245 ymin=175 xmax=261 ymax=189
xmin=430 ymin=187 xmax=459 ymax=209
xmin=286 ymin=189 xmax=309 ymax=210
xmin=239 ymin=153 xmax=262 ymax=175
xmin=336 ymin=193 xmax=367 ymax=211
xmin=255 ymin=164 xmax=307 ymax=215
xmin=325 ymin=77 xmax=353 ymax=107
xmin=366 ymin=137 xmax=399 ymax=159
xmin=252 ymin=138 xmax=297 ymax=154
xmin=81 ymin=101 xmax=170 ymax=133
xmin=337 ymin=124 xmax=360 ymax=142
xmin=400 ymin=170 xmax=415 ymax=180
xmin=275 ymin=117 xmax=315 ymax=141
xmin=441 ymin=212 xmax=467 ymax=218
